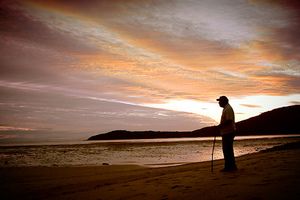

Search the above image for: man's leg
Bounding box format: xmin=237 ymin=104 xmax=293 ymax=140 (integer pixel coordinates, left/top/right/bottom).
xmin=222 ymin=134 xmax=237 ymax=171
xmin=227 ymin=133 xmax=237 ymax=169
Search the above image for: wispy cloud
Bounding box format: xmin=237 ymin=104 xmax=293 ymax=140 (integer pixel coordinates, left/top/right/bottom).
xmin=0 ymin=125 xmax=34 ymax=131
xmin=0 ymin=80 xmax=214 ymax=133
xmin=240 ymin=104 xmax=261 ymax=108
xmin=289 ymin=101 xmax=300 ymax=105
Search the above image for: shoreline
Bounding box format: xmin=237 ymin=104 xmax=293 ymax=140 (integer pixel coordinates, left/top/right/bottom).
xmin=1 ymin=134 xmax=299 ymax=147
xmin=1 ymin=141 xmax=299 ymax=199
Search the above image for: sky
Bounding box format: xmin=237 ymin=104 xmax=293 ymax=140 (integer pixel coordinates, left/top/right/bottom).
xmin=0 ymin=0 xmax=299 ymax=142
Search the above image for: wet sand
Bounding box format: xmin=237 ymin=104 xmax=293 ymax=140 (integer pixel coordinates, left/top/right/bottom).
xmin=1 ymin=142 xmax=299 ymax=200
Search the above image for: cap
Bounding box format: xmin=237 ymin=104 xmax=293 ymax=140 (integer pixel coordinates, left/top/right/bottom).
xmin=216 ymin=96 xmax=228 ymax=102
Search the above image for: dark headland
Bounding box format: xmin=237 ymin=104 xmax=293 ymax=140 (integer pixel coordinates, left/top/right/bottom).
xmin=88 ymin=105 xmax=300 ymax=140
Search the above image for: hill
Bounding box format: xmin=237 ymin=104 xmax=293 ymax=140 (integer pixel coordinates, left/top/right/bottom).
xmin=88 ymin=105 xmax=300 ymax=140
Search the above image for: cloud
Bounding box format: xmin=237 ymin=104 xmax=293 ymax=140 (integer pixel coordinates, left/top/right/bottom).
xmin=240 ymin=104 xmax=261 ymax=108
xmin=289 ymin=101 xmax=300 ymax=105
xmin=0 ymin=1 xmax=99 ymax=54
xmin=252 ymin=0 xmax=300 ymax=58
xmin=58 ymin=0 xmax=286 ymax=46
xmin=0 ymin=1 xmax=100 ymax=86
xmin=0 ymin=83 xmax=215 ymax=134
xmin=6 ymin=0 xmax=297 ymax=101
xmin=0 ymin=125 xmax=34 ymax=131
xmin=250 ymin=66 xmax=300 ymax=95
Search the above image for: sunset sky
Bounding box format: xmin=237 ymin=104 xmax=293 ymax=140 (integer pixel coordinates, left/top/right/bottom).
xmin=0 ymin=0 xmax=299 ymax=142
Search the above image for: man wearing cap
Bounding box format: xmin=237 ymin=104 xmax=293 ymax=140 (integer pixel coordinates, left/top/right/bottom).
xmin=217 ymin=96 xmax=237 ymax=172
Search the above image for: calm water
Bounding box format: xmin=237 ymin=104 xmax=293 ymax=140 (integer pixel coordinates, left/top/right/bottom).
xmin=0 ymin=135 xmax=299 ymax=168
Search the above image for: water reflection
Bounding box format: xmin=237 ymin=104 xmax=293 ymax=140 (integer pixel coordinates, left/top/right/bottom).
xmin=0 ymin=135 xmax=299 ymax=167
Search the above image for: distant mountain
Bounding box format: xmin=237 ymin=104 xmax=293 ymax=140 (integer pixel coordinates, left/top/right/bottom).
xmin=192 ymin=105 xmax=300 ymax=136
xmin=88 ymin=130 xmax=193 ymax=140
xmin=237 ymin=105 xmax=300 ymax=134
xmin=88 ymin=105 xmax=300 ymax=140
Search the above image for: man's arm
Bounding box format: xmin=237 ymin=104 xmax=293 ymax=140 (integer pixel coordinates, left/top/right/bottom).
xmin=218 ymin=119 xmax=233 ymax=129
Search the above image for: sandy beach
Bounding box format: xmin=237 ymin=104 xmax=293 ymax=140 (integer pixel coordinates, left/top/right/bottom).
xmin=1 ymin=142 xmax=299 ymax=200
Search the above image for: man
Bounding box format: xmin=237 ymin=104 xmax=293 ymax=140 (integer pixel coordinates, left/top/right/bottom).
xmin=217 ymin=96 xmax=237 ymax=172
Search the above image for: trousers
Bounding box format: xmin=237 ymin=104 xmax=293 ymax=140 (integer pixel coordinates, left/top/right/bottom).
xmin=222 ymin=133 xmax=237 ymax=170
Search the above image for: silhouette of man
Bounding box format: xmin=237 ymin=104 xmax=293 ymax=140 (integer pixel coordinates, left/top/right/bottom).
xmin=217 ymin=96 xmax=237 ymax=172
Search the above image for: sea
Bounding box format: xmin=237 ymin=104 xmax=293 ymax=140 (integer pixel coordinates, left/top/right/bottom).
xmin=0 ymin=135 xmax=299 ymax=168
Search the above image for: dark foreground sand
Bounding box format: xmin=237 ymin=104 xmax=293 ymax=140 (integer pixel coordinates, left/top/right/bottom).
xmin=1 ymin=142 xmax=300 ymax=200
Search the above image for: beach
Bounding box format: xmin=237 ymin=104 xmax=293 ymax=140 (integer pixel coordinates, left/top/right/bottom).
xmin=1 ymin=142 xmax=299 ymax=200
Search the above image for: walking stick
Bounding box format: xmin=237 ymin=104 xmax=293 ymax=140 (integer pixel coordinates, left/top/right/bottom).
xmin=211 ymin=135 xmax=217 ymax=173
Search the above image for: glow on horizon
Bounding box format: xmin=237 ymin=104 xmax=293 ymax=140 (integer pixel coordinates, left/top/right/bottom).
xmin=144 ymin=94 xmax=300 ymax=123
xmin=145 ymin=99 xmax=220 ymax=124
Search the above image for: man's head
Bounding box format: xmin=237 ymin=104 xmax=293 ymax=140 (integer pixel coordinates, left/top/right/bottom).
xmin=217 ymin=96 xmax=229 ymax=108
